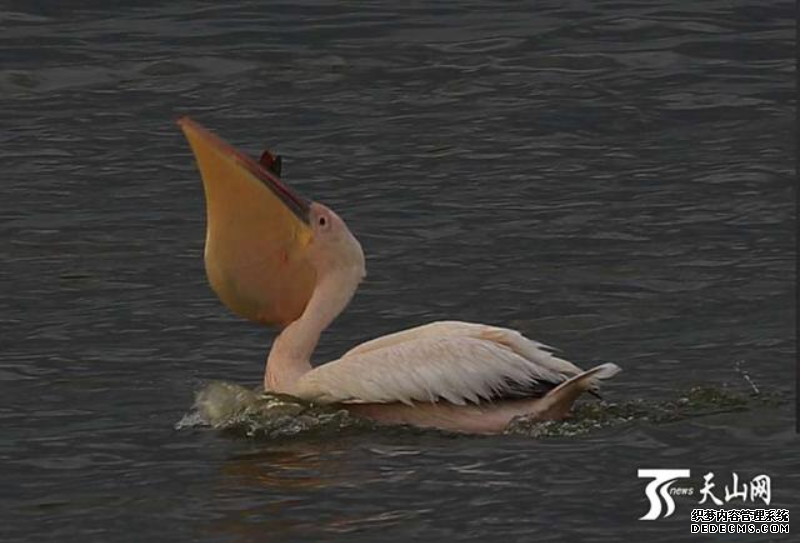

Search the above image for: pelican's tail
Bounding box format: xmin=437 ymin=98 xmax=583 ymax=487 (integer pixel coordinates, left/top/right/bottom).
xmin=537 ymin=363 xmax=621 ymax=419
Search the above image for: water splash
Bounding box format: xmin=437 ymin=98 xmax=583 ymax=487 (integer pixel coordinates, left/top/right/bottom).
xmin=177 ymin=381 xmax=785 ymax=440
xmin=505 ymin=384 xmax=785 ymax=438
xmin=176 ymin=381 xmax=373 ymax=438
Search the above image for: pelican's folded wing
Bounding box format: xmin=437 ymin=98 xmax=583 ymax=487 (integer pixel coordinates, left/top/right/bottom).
xmin=292 ymin=335 xmax=574 ymax=406
xmin=342 ymin=321 xmax=584 ymax=377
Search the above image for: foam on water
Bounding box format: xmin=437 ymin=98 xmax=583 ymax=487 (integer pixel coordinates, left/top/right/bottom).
xmin=176 ymin=381 xmax=374 ymax=438
xmin=177 ymin=380 xmax=784 ymax=440
xmin=506 ymin=384 xmax=785 ymax=438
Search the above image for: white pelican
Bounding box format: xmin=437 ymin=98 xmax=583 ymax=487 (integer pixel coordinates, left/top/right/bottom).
xmin=178 ymin=118 xmax=621 ymax=434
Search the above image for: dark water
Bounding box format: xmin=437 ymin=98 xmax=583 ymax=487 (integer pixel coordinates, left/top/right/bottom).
xmin=1 ymin=1 xmax=796 ymax=541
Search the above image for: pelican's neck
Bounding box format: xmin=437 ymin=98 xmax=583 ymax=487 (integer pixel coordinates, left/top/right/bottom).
xmin=264 ymin=268 xmax=359 ymax=392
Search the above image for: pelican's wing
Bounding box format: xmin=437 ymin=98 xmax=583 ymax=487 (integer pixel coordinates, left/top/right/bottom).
xmin=342 ymin=320 xmax=585 ymax=377
xmin=293 ymin=334 xmax=579 ymax=406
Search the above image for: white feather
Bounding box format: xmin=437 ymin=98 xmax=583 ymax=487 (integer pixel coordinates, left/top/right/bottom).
xmin=344 ymin=321 xmax=583 ymax=375
xmin=292 ymin=322 xmax=585 ymax=406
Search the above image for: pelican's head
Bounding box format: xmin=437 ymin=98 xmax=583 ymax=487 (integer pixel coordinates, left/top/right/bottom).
xmin=307 ymin=203 xmax=366 ymax=284
xmin=177 ymin=117 xmax=363 ymax=328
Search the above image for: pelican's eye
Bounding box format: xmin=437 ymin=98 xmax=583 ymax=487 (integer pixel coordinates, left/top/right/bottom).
xmin=316 ymin=214 xmax=332 ymax=232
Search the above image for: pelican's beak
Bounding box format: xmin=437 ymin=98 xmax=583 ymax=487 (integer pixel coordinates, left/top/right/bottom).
xmin=177 ymin=117 xmax=316 ymax=327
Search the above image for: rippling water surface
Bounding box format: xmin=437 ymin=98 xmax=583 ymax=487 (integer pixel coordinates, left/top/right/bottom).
xmin=1 ymin=1 xmax=795 ymax=541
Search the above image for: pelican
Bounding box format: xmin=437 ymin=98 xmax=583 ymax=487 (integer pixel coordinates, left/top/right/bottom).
xmin=178 ymin=118 xmax=621 ymax=434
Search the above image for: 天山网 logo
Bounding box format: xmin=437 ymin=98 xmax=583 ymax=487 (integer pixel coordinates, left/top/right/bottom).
xmin=637 ymin=470 xmax=776 ymax=523
xmin=638 ymin=469 xmax=692 ymax=520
